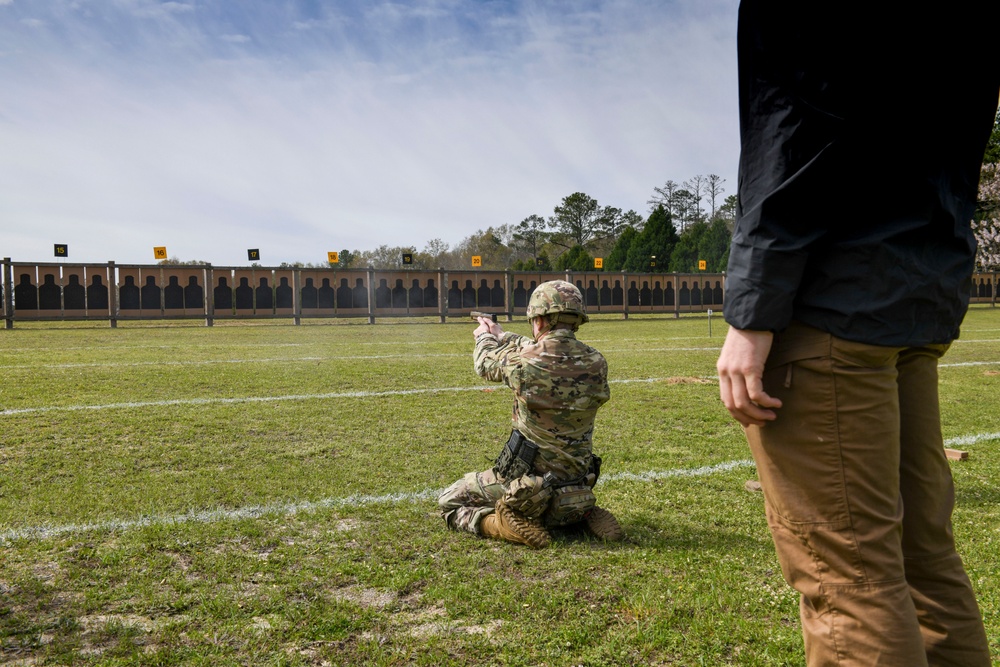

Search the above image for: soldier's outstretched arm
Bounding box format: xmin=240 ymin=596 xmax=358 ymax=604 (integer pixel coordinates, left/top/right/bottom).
xmin=473 ymin=325 xmax=527 ymax=384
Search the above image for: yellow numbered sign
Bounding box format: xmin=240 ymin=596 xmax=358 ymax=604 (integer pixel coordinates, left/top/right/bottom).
xmin=594 ymin=257 xmax=603 ymax=269
xmin=247 ymin=249 xmax=261 ymax=261
xmin=153 ymin=246 xmax=168 ymax=260
xmin=698 ymin=260 xmax=707 ymax=271
xmin=471 ymin=255 xmax=482 ymax=267
xmin=328 ymin=251 xmax=339 ymax=263
xmin=54 ymin=244 xmax=68 ymax=258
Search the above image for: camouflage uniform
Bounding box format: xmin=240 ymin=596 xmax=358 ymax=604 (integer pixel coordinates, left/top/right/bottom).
xmin=439 ymin=281 xmax=611 ymax=536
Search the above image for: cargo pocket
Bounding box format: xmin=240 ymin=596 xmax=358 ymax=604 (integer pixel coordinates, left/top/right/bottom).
xmin=544 ymin=485 xmax=596 ymax=528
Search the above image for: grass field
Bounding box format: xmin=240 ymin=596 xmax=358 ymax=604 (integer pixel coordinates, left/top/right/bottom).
xmin=1 ymin=308 xmax=998 ymax=666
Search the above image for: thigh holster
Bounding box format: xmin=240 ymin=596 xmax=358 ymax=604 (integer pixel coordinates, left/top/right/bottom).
xmin=493 ymin=430 xmax=539 ymax=481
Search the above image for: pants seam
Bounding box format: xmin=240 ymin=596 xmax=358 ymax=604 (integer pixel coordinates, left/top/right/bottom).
xmin=830 ymin=352 xmax=869 ymax=587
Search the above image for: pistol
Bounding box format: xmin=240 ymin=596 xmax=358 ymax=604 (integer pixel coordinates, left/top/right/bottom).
xmin=470 ymin=310 xmax=497 ymax=322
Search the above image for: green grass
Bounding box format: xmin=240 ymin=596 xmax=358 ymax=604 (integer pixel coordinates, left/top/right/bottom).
xmin=1 ymin=308 xmax=998 ymax=665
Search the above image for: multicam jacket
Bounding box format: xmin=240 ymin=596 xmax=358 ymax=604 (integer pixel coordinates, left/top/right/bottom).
xmin=474 ymin=328 xmax=610 ymax=480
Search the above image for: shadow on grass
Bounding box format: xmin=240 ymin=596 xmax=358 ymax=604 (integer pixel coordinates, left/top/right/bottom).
xmin=955 ymin=477 xmax=1000 ymax=508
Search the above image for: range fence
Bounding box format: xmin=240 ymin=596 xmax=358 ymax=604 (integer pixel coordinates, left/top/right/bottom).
xmin=1 ymin=259 xmax=996 ymax=328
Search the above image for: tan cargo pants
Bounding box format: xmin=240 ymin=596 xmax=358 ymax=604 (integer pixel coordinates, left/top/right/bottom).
xmin=748 ymin=322 xmax=990 ymax=666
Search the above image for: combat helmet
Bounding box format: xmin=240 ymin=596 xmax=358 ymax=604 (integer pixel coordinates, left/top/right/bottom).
xmin=526 ymin=280 xmax=589 ymax=326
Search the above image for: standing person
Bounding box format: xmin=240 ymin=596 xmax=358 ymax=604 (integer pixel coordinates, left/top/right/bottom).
xmin=438 ymin=280 xmax=624 ymax=548
xmin=717 ymin=2 xmax=999 ymax=665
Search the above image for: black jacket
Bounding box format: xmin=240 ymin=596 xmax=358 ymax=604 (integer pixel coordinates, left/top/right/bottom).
xmin=725 ymin=1 xmax=1000 ymax=346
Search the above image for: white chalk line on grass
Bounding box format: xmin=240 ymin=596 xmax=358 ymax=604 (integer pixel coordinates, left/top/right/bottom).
xmin=0 ymin=386 xmax=487 ymax=416
xmin=0 ymin=377 xmax=708 ymax=417
xmin=603 ymin=346 xmax=721 ymax=353
xmin=601 ymin=459 xmax=753 ymax=483
xmin=5 ymin=353 xmax=467 ymax=371
xmin=5 ymin=349 xmax=988 ymax=374
xmin=944 ymin=432 xmax=1000 ymax=447
xmin=2 ymin=435 xmax=996 ymax=544
xmin=939 ymin=360 xmax=1000 ymax=368
xmin=4 ymin=347 xmax=721 ymax=372
xmin=0 ymin=342 xmax=307 ymax=354
xmin=0 ymin=460 xmax=756 ymax=544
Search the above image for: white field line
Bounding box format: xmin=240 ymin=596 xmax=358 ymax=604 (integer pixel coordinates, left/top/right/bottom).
xmin=0 ymin=377 xmax=711 ymax=417
xmin=0 ymin=342 xmax=307 ymax=353
xmin=3 ymin=347 xmax=987 ymax=373
xmin=601 ymin=459 xmax=753 ymax=483
xmin=0 ymin=355 xmax=989 ymax=417
xmin=9 ymin=347 xmax=720 ymax=371
xmin=4 ymin=353 xmax=466 ymax=371
xmin=944 ymin=432 xmax=1000 ymax=447
xmin=938 ymin=360 xmax=1000 ymax=368
xmin=1 ymin=333 xmax=992 ymax=356
xmin=0 ymin=386 xmax=486 ymax=416
xmin=603 ymin=347 xmax=720 ymax=353
xmin=0 ymin=334 xmax=718 ymax=356
xmin=3 ymin=347 xmax=719 ymax=372
xmin=5 ymin=431 xmax=997 ymax=544
xmin=0 ymin=460 xmax=756 ymax=544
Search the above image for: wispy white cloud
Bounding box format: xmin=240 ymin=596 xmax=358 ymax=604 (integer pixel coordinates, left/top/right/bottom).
xmin=0 ymin=0 xmax=740 ymax=265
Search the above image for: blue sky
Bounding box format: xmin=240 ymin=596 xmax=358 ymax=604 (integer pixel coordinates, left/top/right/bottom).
xmin=1 ymin=0 xmax=740 ymax=266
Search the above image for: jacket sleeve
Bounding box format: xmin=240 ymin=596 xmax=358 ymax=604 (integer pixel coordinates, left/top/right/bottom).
xmin=723 ymin=0 xmax=838 ymax=332
xmin=723 ymin=239 xmax=810 ymax=332
xmin=473 ymin=331 xmax=529 ymax=385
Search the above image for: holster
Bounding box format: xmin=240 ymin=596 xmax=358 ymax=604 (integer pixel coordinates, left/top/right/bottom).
xmin=493 ymin=430 xmax=539 ymax=481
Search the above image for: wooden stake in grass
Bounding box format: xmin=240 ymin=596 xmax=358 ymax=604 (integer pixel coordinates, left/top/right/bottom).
xmin=945 ymin=448 xmax=969 ymax=461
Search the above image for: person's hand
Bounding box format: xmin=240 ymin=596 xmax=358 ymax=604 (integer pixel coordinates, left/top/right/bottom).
xmin=472 ymin=317 xmax=504 ymax=338
xmin=717 ymin=327 xmax=782 ymax=427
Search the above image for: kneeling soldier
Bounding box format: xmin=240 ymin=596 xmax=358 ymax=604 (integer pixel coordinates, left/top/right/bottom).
xmin=438 ymin=280 xmax=624 ymax=548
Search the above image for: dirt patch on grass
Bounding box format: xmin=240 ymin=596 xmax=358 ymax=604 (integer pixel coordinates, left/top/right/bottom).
xmin=407 ymin=613 xmax=503 ymax=639
xmin=663 ymin=376 xmax=714 ymax=385
xmin=327 ymin=586 xmax=504 ymax=642
xmin=329 ymin=585 xmax=398 ymax=609
xmin=333 ymin=518 xmax=360 ymax=532
xmin=78 ymin=613 xmax=157 ymax=634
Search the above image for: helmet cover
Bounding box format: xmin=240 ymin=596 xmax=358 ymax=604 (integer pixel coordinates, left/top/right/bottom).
xmin=526 ymin=280 xmax=589 ymax=324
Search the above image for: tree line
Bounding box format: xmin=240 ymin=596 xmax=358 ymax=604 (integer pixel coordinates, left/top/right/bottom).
xmin=323 ymin=174 xmax=737 ymax=273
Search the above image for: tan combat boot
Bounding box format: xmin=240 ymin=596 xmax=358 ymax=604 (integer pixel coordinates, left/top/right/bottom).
xmin=584 ymin=506 xmax=625 ymax=541
xmin=479 ymin=500 xmax=551 ymax=549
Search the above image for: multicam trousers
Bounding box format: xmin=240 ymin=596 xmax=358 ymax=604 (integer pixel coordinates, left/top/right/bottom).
xmin=438 ymin=468 xmax=505 ymax=535
xmin=438 ymin=468 xmax=598 ymax=534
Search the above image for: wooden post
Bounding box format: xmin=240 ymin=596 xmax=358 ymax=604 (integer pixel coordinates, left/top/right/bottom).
xmin=205 ymin=267 xmax=215 ymax=327
xmin=438 ymin=268 xmax=446 ymax=323
xmin=3 ymin=258 xmax=12 ymax=329
xmin=293 ymin=269 xmax=302 ymax=326
xmin=673 ymin=272 xmax=680 ymax=319
xmin=505 ymin=269 xmax=513 ymax=322
xmin=366 ymin=267 xmax=375 ymax=324
xmin=108 ymin=261 xmax=118 ymax=328
xmin=622 ymin=271 xmax=629 ymax=320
